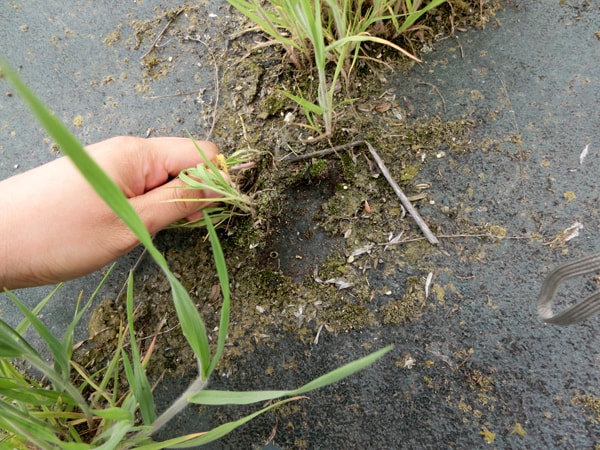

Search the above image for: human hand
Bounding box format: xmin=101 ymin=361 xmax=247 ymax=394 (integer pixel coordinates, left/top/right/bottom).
xmin=0 ymin=136 xmax=221 ymax=289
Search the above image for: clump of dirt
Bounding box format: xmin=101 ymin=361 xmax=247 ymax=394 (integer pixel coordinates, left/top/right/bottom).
xmin=77 ymin=0 xmax=505 ymax=401
xmin=572 ymin=394 xmax=600 ymax=424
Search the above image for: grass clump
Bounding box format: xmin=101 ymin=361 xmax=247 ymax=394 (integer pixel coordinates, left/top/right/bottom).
xmin=171 ymin=146 xmax=259 ymax=228
xmin=227 ymin=0 xmax=447 ymax=140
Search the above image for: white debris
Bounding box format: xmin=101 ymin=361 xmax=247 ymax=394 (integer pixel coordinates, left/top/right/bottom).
xmin=403 ymin=355 xmax=416 ymax=369
xmin=579 ymin=144 xmax=589 ymax=165
xmin=425 ymin=272 xmax=434 ymax=299
xmin=324 ymin=278 xmax=354 ymax=289
xmin=313 ymin=268 xmax=354 ymax=289
xmin=563 ymin=221 xmax=584 ymax=242
xmin=314 ymin=323 xmax=325 ymax=345
xmin=384 ymin=232 xmax=404 ymax=251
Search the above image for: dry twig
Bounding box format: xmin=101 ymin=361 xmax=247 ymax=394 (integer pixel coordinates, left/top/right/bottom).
xmin=363 ymin=141 xmax=439 ymax=244
xmin=417 ymin=82 xmax=447 ymax=114
xmin=139 ymin=8 xmax=184 ymax=60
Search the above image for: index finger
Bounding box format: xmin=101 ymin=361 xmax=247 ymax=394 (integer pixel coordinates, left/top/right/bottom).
xmin=142 ymin=137 xmax=220 ymax=186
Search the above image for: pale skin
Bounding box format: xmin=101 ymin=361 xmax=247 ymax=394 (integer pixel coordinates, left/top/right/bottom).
xmin=0 ymin=136 xmax=221 ymax=290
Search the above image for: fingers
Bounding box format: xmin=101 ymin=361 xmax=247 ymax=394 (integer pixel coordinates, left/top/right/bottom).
xmin=131 ymin=175 xmax=222 ymax=234
xmin=134 ymin=138 xmax=222 ymax=232
xmin=141 ymin=137 xmax=220 ymax=190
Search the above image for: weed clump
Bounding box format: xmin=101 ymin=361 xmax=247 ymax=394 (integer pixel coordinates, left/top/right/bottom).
xmin=228 ymin=0 xmax=447 ymax=139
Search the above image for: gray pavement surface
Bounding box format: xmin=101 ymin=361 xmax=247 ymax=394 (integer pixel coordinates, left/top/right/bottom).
xmin=1 ymin=1 xmax=600 ymax=449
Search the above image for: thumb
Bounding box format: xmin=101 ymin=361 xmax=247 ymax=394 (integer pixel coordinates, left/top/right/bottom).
xmin=131 ymin=177 xmax=222 ymax=234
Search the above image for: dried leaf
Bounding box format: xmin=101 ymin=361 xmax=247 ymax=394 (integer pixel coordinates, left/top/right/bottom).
xmin=324 ymin=278 xmax=354 ymax=289
xmin=383 ymin=232 xmax=404 ymax=251
xmin=374 ymin=102 xmax=391 ymax=113
xmin=425 ymin=272 xmax=434 ymax=299
xmin=548 ymin=221 xmax=584 ymax=248
xmin=347 ymin=243 xmax=375 ymax=263
xmin=511 ymin=422 xmax=526 ymax=437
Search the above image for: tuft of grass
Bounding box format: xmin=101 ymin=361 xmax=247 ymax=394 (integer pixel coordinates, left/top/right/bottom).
xmin=0 ymin=59 xmax=393 ymax=448
xmin=228 ymin=0 xmax=447 ymax=140
xmin=169 ymin=143 xmax=258 ymax=229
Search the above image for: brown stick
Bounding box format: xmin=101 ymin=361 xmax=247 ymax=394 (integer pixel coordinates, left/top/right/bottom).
xmin=363 ymin=141 xmax=439 ymax=245
xmin=139 ymin=8 xmax=184 ymax=60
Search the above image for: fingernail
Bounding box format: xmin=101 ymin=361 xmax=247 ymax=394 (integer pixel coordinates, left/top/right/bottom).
xmin=186 ymin=211 xmax=204 ymax=222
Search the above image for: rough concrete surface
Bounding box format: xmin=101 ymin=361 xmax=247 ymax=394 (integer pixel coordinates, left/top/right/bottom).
xmin=1 ymin=1 xmax=599 ymax=449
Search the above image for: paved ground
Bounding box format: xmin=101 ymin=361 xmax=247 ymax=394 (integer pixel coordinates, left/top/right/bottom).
xmin=1 ymin=1 xmax=599 ymax=449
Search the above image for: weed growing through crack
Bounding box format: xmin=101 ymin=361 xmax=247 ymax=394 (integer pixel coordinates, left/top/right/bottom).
xmin=0 ymin=60 xmax=392 ymax=448
xmin=227 ymin=0 xmax=447 ymax=140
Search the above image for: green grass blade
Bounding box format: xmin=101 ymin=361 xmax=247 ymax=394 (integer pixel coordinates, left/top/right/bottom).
xmin=14 ymin=284 xmax=63 ymax=336
xmin=167 ymin=270 xmax=211 ymax=377
xmin=91 ymin=407 xmax=134 ymax=422
xmin=0 ymin=319 xmax=81 ymax=410
xmin=226 ymin=0 xmax=299 ymax=50
xmin=137 ymin=397 xmax=301 ymax=450
xmin=125 ymin=271 xmax=155 ymax=425
xmin=187 ymin=389 xmax=289 ymax=406
xmin=92 ymin=419 xmax=134 ymax=450
xmin=0 ymin=304 xmax=45 ymax=359
xmin=0 ymin=331 xmax=27 ymax=358
xmin=224 ymin=148 xmax=262 ymax=167
xmin=395 ymin=0 xmax=447 ymax=33
xmin=0 ymin=399 xmax=62 ymax=446
xmin=3 ymin=290 xmax=70 ymax=379
xmin=205 ymin=215 xmax=231 ymax=377
xmin=62 ymin=264 xmax=116 ymax=360
xmin=288 ymin=344 xmax=393 ymax=395
xmin=281 ymin=91 xmax=323 ymax=115
xmin=61 ymin=444 xmax=92 ymax=450
xmin=0 ymin=379 xmax=65 ymax=406
xmin=189 ymin=344 xmax=393 ymax=405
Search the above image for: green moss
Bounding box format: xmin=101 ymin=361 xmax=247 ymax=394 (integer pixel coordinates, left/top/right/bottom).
xmin=258 ymin=91 xmax=288 ymax=119
xmin=400 ymin=164 xmax=420 ymax=182
xmin=309 ymin=159 xmax=328 ymax=178
xmin=322 ymin=301 xmax=376 ymax=331
xmin=340 ymin=152 xmax=360 ymax=179
xmin=380 ymin=279 xmax=426 ymax=325
xmin=400 ymin=240 xmax=435 ymax=266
